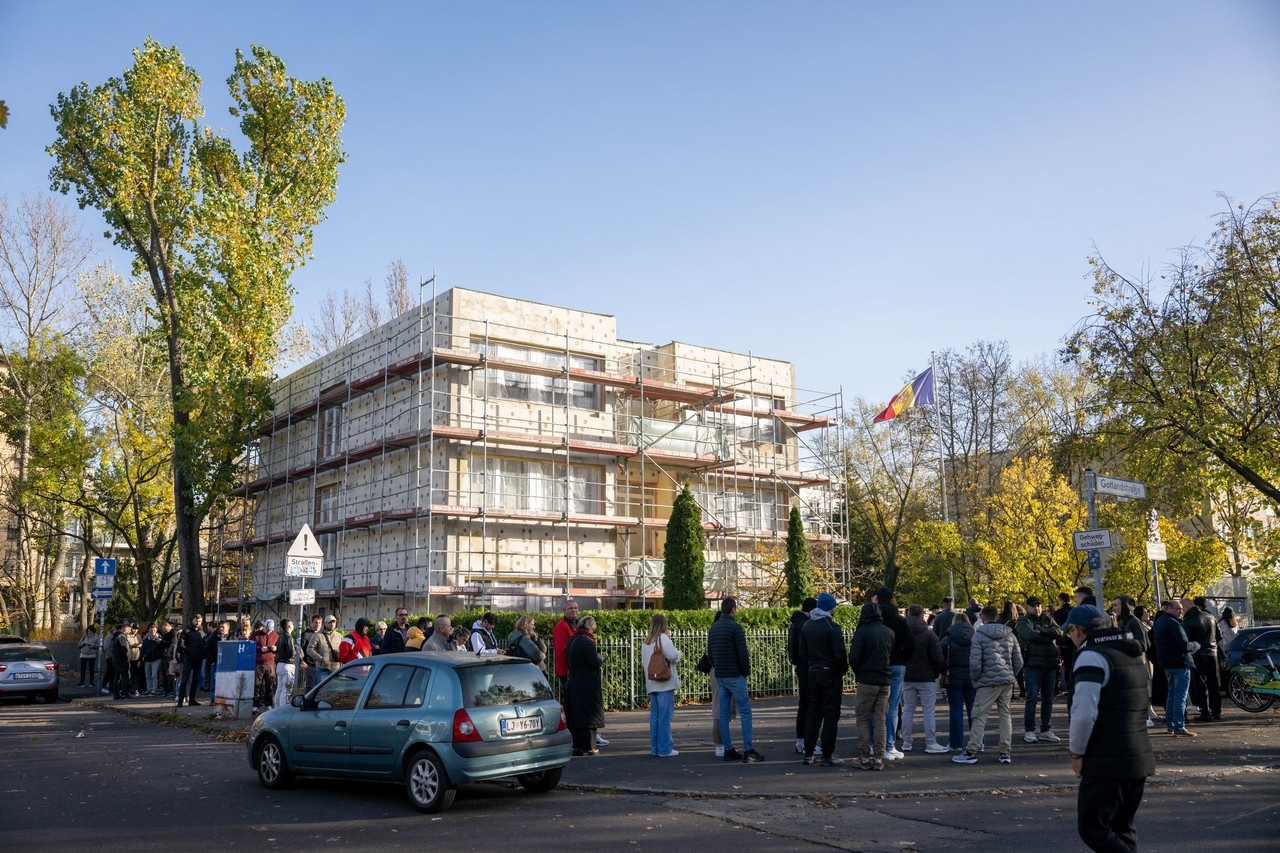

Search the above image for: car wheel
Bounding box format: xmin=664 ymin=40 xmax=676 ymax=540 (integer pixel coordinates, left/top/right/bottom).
xmin=255 ymin=736 xmax=294 ymax=789
xmin=405 ymin=750 xmax=456 ymax=813
xmin=1227 ymin=672 xmax=1275 ymax=713
xmin=517 ymin=766 xmax=563 ymax=794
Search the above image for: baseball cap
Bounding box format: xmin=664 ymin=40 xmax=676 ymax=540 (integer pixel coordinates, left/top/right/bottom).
xmin=1065 ymin=604 xmax=1105 ymax=628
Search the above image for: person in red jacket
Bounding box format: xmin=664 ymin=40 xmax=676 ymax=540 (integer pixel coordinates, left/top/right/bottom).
xmin=250 ymin=620 xmax=279 ymax=714
xmin=338 ymin=618 xmax=373 ymax=663
xmin=552 ymin=599 xmax=580 ymax=696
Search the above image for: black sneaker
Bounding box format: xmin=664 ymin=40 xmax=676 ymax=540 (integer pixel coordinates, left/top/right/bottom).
xmin=819 ymin=756 xmax=844 ymax=767
xmin=722 ymin=747 xmax=742 ymax=762
xmin=742 ymin=749 xmax=765 ymax=763
xmin=802 ymin=755 xmax=815 ymax=766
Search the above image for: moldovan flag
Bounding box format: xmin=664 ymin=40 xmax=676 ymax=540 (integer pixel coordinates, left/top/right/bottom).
xmin=872 ymin=367 xmax=935 ymax=424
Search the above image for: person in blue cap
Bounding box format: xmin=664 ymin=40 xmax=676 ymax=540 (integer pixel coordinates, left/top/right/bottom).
xmin=798 ymin=593 xmax=848 ymax=766
xmin=1065 ymin=603 xmax=1155 ymax=851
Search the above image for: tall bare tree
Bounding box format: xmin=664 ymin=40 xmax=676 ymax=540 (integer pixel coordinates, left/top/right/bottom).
xmin=0 ymin=196 xmax=92 ymax=634
xmin=306 ymin=259 xmax=418 ymax=356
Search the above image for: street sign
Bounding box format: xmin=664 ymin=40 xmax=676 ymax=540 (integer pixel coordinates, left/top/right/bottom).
xmin=289 ymin=588 xmax=316 ymax=605
xmin=91 ymin=588 xmax=113 ymax=600
xmin=286 ymin=555 xmax=323 ymax=578
xmin=1146 ymin=541 xmax=1167 ymax=561
xmin=95 ymin=573 xmax=115 ymax=589
xmin=287 ymin=524 xmax=323 ymax=558
xmin=1073 ymin=528 xmax=1113 ymax=551
xmin=94 ymin=598 xmax=109 ymax=612
xmin=94 ymin=557 xmax=117 ymax=575
xmin=285 ymin=524 xmax=324 ymax=577
xmin=1096 ymin=476 xmax=1147 ymax=500
xmin=1087 ymin=549 xmax=1101 ymax=570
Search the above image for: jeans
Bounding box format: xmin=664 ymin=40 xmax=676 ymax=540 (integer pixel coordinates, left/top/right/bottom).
xmin=145 ymin=660 xmax=161 ymax=694
xmin=884 ymin=664 xmax=906 ymax=750
xmin=947 ymin=681 xmax=976 ymax=748
xmin=1023 ymin=666 xmax=1056 ymax=732
xmin=967 ymin=683 xmax=1014 ymax=754
xmin=1078 ymin=776 xmax=1145 ymax=851
xmin=1164 ymin=668 xmax=1191 ymax=732
xmin=900 ymin=680 xmax=939 ymax=748
xmin=717 ymin=675 xmax=753 ymax=752
xmin=649 ymin=689 xmax=675 ymax=755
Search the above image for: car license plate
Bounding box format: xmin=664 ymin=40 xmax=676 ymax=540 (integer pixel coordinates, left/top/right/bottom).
xmin=13 ymin=673 xmax=41 ymax=680
xmin=500 ymin=715 xmax=541 ymax=735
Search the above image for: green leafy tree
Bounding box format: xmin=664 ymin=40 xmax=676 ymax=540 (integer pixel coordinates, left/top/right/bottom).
xmin=48 ymin=40 xmax=345 ymax=620
xmin=1067 ymin=196 xmax=1280 ymax=507
xmin=973 ymin=455 xmax=1086 ymax=603
xmin=662 ymin=484 xmax=706 ymax=609
xmin=896 ymin=519 xmax=963 ymax=607
xmin=783 ymin=505 xmax=814 ymax=606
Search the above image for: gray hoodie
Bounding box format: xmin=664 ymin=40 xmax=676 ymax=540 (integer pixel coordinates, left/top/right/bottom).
xmin=969 ymin=622 xmax=1023 ymax=688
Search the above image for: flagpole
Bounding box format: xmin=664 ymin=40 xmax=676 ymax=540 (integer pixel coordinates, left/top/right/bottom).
xmin=930 ymin=351 xmax=954 ymax=601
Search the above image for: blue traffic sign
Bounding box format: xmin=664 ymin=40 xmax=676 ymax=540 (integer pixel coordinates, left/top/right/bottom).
xmin=91 ymin=588 xmax=114 ymax=600
xmin=1087 ymin=549 xmax=1101 ymax=570
xmin=94 ymin=557 xmax=117 ymax=576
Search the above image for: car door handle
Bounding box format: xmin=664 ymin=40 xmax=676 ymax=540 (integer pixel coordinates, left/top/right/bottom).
xmin=396 ymin=720 xmax=411 ymax=728
xmin=334 ymin=721 xmax=347 ymax=729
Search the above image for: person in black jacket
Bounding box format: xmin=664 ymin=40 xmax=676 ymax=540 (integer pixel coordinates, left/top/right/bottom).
xmin=707 ymin=598 xmax=763 ymax=763
xmin=1065 ymin=605 xmax=1155 ymax=852
xmin=1181 ymin=596 xmax=1222 ymax=722
xmin=380 ymin=607 xmax=410 ymax=655
xmin=798 ymin=593 xmax=847 ymax=766
xmin=177 ymin=614 xmax=206 ymax=707
xmin=849 ymin=601 xmax=894 ymax=770
xmin=1151 ymin=600 xmax=1196 ymax=736
xmin=874 ymin=587 xmax=915 ymax=760
xmin=787 ymin=597 xmax=817 ymax=755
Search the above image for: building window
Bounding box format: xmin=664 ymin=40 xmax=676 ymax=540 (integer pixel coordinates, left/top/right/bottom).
xmin=471 ymin=456 xmax=603 ymax=514
xmin=319 ymin=405 xmax=344 ymax=458
xmin=6 ymin=525 xmax=16 ymax=541
xmin=470 ymin=341 xmax=602 ymax=410
xmin=315 ymin=483 xmax=343 ymax=567
xmin=694 ymin=486 xmax=783 ymax=533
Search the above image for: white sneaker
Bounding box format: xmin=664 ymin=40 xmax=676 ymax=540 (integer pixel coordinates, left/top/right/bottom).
xmin=883 ymin=748 xmax=904 ymax=760
xmin=596 ymin=735 xmax=609 ymax=747
xmin=1024 ymin=731 xmax=1038 ymax=743
xmin=925 ymin=742 xmax=950 ymax=754
xmin=714 ymin=745 xmax=725 ymax=758
xmin=900 ymin=742 xmax=913 ymax=752
xmin=659 ymin=749 xmax=679 ymax=757
xmin=1039 ymin=730 xmax=1061 ymax=743
xmin=1145 ymin=717 xmax=1156 ymax=729
xmin=795 ymin=738 xmax=805 ymax=754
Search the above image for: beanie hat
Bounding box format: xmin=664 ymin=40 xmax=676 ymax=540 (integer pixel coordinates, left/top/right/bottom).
xmin=816 ymin=593 xmax=838 ymax=612
xmin=801 ymin=597 xmax=818 ymax=612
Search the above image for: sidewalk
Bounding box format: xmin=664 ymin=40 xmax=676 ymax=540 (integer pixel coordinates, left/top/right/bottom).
xmin=66 ymin=683 xmax=1280 ymax=798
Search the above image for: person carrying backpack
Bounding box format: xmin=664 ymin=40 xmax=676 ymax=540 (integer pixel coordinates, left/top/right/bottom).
xmin=506 ymin=616 xmax=547 ymax=670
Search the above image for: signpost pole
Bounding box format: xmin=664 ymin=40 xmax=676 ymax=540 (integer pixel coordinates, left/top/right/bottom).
xmin=1084 ymin=468 xmax=1104 ymax=598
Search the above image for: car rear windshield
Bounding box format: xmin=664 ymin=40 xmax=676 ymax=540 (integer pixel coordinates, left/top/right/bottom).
xmin=457 ymin=662 xmax=554 ymax=707
xmin=0 ymin=646 xmax=53 ymax=663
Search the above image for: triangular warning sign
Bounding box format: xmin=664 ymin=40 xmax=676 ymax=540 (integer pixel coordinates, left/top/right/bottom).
xmin=287 ymin=523 xmax=324 ymax=558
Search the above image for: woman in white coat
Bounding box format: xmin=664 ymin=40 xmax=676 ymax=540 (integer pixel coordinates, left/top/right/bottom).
xmin=643 ymin=613 xmax=682 ymax=757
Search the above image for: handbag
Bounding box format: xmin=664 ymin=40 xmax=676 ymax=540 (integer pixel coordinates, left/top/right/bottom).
xmin=696 ymin=651 xmax=713 ymax=674
xmin=167 ymin=658 xmax=181 ymax=677
xmin=647 ymin=636 xmax=671 ymax=682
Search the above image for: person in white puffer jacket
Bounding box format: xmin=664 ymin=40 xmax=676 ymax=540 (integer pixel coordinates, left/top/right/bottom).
xmin=952 ymin=604 xmax=1023 ymax=766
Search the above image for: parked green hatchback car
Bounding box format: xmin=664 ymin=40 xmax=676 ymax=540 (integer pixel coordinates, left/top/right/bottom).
xmin=247 ymin=651 xmax=571 ymax=812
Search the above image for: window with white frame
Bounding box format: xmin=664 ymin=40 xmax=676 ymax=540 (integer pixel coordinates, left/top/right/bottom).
xmin=319 ymin=405 xmax=344 ymax=458
xmin=707 ymin=394 xmax=782 ymax=446
xmin=315 ymin=483 xmax=343 ymax=565
xmin=693 ymin=485 xmax=784 ymax=532
xmin=469 ymin=341 xmax=602 ymax=410
xmin=471 ymin=456 xmax=603 ymax=514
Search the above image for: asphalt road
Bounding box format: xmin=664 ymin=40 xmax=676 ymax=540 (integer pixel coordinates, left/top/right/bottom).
xmin=3 ymin=701 xmax=1278 ymax=851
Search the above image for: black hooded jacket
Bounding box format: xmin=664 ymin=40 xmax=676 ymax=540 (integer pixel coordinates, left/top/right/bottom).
xmin=848 ymin=603 xmax=894 ymax=686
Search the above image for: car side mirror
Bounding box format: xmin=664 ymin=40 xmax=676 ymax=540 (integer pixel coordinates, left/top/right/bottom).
xmin=291 ymin=694 xmax=306 ymax=708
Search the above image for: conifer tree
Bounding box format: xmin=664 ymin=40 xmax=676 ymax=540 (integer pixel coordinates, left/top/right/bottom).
xmin=662 ymin=484 xmax=706 ymax=609
xmin=784 ymin=505 xmax=814 ymax=606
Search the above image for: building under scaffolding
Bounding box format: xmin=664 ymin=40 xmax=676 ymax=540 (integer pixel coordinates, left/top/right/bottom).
xmin=227 ymin=286 xmax=848 ymax=621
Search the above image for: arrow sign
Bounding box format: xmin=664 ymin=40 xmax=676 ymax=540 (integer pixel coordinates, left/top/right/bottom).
xmin=1096 ymin=476 xmax=1147 ymax=500
xmin=94 ymin=557 xmax=117 ymax=576
xmin=91 ymin=588 xmax=114 ymax=600
xmin=1073 ymin=528 xmax=1113 ymax=551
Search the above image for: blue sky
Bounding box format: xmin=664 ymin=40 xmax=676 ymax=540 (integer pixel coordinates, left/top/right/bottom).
xmin=2 ymin=1 xmax=1277 ymax=405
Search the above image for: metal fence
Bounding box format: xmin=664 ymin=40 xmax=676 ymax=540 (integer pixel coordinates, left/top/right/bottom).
xmin=586 ymin=627 xmax=810 ymax=711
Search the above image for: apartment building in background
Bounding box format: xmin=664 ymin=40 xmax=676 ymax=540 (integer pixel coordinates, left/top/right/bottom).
xmin=227 ymin=287 xmax=847 ymax=622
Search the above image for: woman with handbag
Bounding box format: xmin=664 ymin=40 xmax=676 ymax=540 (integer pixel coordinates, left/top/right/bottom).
xmin=643 ymin=613 xmax=682 ymax=757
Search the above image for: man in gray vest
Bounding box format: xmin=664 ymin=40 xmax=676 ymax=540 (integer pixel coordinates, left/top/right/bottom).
xmin=1066 ymin=604 xmax=1156 ymax=852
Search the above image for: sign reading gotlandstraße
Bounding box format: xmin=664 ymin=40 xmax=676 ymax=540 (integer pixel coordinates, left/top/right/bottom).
xmin=1096 ymin=476 xmax=1147 ymax=500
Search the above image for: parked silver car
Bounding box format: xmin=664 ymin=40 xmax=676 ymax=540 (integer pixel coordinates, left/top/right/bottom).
xmin=247 ymin=651 xmax=571 ymax=812
xmin=0 ymin=643 xmax=59 ymax=703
